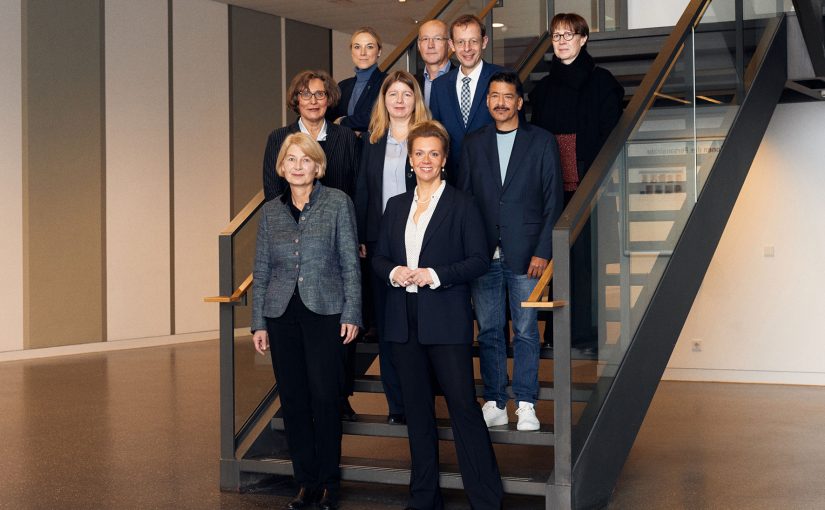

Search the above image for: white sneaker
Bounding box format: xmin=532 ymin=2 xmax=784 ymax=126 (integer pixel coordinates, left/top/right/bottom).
xmin=516 ymin=401 xmax=540 ymax=431
xmin=481 ymin=401 xmax=509 ymax=427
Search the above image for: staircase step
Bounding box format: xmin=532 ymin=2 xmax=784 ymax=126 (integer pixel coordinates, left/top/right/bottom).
xmin=272 ymin=414 xmax=555 ymax=447
xmin=352 ymin=375 xmax=594 ymax=402
xmin=239 ymin=456 xmax=548 ymax=496
xmin=356 ymin=342 xmax=599 ymax=360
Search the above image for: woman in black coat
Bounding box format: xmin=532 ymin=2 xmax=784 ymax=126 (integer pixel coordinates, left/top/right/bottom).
xmin=530 ymin=12 xmax=624 ymax=351
xmin=326 ymin=26 xmax=387 ymax=133
xmin=372 ymin=120 xmax=503 ymax=510
xmin=354 ymin=70 xmax=430 ymax=425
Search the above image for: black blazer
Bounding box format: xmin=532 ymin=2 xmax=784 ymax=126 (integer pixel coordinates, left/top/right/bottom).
xmin=262 ymin=121 xmax=360 ymax=201
xmin=458 ymin=122 xmax=563 ymax=275
xmin=354 ymin=132 xmax=416 ymax=244
xmin=326 ymin=69 xmax=387 ymax=132
xmin=372 ymin=185 xmax=489 ymax=345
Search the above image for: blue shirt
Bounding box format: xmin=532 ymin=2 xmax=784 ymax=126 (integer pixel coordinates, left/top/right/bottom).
xmin=381 ymin=132 xmax=408 ymax=212
xmin=423 ymin=61 xmax=451 ymax=108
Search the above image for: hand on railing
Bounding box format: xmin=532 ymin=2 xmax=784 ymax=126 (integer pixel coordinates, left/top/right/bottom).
xmin=521 ymin=260 xmax=565 ymax=309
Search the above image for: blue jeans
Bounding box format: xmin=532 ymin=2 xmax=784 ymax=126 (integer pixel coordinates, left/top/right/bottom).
xmin=472 ymin=255 xmax=540 ymax=407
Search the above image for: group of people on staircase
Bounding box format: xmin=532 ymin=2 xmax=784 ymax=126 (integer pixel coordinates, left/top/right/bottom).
xmin=250 ymin=12 xmax=623 ymax=510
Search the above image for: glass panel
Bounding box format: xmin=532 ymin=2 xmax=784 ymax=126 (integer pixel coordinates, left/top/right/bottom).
xmin=233 ymin=328 xmax=276 ymax=433
xmin=567 ymin=0 xmax=786 ymax=450
xmin=489 ymin=1 xmax=547 ymax=70
xmin=555 ymin=0 xmax=598 ymax=31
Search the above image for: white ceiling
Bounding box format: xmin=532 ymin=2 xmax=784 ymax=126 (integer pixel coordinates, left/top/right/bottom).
xmin=214 ymin=0 xmax=440 ymax=45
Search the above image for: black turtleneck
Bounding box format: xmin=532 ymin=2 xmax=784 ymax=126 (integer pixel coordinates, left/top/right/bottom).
xmin=530 ymin=48 xmax=624 ymax=180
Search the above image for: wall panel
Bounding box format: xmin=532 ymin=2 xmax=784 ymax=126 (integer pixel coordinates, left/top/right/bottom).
xmin=172 ymin=0 xmax=230 ymax=334
xmin=0 ymin=0 xmax=24 ymax=352
xmin=23 ymin=0 xmax=105 ymax=348
xmin=105 ymin=0 xmax=170 ymax=341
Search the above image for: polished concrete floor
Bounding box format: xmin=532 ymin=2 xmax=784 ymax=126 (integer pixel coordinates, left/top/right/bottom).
xmin=1 ymin=339 xmax=824 ymax=509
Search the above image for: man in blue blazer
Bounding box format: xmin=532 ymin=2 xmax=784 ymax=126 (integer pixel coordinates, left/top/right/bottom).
xmin=429 ymin=14 xmax=503 ymax=186
xmin=459 ymin=71 xmax=563 ymax=432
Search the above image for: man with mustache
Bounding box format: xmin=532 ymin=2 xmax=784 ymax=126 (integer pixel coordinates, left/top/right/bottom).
xmin=458 ymin=71 xmax=563 ymax=431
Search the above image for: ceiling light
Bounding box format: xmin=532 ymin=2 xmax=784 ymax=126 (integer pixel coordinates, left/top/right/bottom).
xmin=492 ymin=22 xmax=505 ymax=28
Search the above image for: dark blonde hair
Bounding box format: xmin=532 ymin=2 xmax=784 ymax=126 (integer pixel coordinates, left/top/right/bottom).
xmin=407 ymin=120 xmax=450 ymax=157
xmin=368 ymin=71 xmax=430 ymax=144
xmin=286 ymin=70 xmax=341 ymax=114
xmin=551 ymin=13 xmax=590 ymax=39
xmin=275 ymin=133 xmax=327 ymax=179
xmin=351 ymin=26 xmax=382 ymax=50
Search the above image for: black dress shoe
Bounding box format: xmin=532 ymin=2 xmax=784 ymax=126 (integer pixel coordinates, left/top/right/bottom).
xmin=387 ymin=413 xmax=406 ymax=425
xmin=286 ymin=487 xmax=312 ymax=509
xmin=340 ymin=397 xmax=357 ymax=422
xmin=317 ymin=488 xmax=338 ymax=510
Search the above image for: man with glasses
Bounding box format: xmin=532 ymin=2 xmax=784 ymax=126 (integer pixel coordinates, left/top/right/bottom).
xmin=415 ymin=19 xmax=453 ymax=108
xmin=429 ymin=14 xmax=503 ymax=186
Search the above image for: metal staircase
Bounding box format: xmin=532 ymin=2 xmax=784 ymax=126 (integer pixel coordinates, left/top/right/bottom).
xmin=208 ymin=0 xmax=824 ymax=508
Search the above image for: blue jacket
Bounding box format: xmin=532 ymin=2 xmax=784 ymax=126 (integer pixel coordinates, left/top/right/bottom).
xmin=458 ymin=122 xmax=563 ymax=275
xmin=428 ymin=61 xmax=504 ymax=186
xmin=251 ymin=183 xmax=362 ymax=331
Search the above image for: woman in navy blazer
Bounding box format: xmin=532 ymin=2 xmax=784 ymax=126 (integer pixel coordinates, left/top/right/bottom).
xmin=326 ymin=27 xmax=387 ymax=133
xmin=355 ymin=70 xmax=429 ymax=425
xmin=372 ymin=121 xmax=503 ymax=510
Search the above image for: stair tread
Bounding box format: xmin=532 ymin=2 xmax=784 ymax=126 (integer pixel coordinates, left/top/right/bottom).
xmin=356 ymin=342 xmax=599 ymax=360
xmin=352 ymin=375 xmax=594 ymax=402
xmin=271 ymin=414 xmax=555 ymax=446
xmin=239 ymin=455 xmax=548 ymax=495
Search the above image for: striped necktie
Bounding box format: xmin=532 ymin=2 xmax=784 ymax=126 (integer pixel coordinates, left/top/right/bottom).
xmin=460 ymin=76 xmax=471 ymax=126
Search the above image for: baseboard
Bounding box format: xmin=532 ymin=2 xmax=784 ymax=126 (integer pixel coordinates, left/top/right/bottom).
xmin=663 ymin=366 xmax=825 ymax=386
xmin=0 ymin=328 xmax=251 ymax=363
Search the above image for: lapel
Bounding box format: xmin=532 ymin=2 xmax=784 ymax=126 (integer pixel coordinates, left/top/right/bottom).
xmin=325 ymin=122 xmax=340 ymax=154
xmin=501 ymin=123 xmax=531 ymax=193
xmin=481 ymin=125 xmax=502 ymax=192
xmin=465 ymin=61 xmax=492 ymax=129
xmin=404 ymin=158 xmax=415 ymax=191
xmin=443 ymin=70 xmax=464 ymax=130
xmin=420 ymin=185 xmax=452 ymax=253
xmin=372 ymin=134 xmax=389 ymax=194
xmin=394 ymin=192 xmax=413 ymax=265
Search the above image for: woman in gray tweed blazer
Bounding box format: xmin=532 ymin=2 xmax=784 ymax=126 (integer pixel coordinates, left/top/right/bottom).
xmin=251 ymin=133 xmax=361 ymax=510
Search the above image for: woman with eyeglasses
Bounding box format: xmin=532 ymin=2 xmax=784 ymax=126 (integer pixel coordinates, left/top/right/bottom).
xmin=326 ymin=26 xmax=387 ymax=133
xmin=530 ymin=13 xmax=624 ymax=353
xmin=262 ymin=69 xmax=362 ymax=423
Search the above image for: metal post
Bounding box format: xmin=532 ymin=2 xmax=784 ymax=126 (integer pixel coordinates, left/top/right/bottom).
xmin=484 ymin=9 xmax=494 ymax=63
xmin=735 ymin=0 xmax=746 ymax=101
xmin=218 ymin=234 xmax=238 ymax=489
xmin=551 ymin=227 xmax=573 ymax=499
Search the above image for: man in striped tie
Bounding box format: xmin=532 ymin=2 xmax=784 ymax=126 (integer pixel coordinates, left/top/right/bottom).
xmin=428 ymin=14 xmax=504 ymax=187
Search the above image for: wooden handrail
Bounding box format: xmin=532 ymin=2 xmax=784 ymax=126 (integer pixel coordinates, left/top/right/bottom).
xmin=518 ymin=31 xmax=552 ymax=83
xmin=521 ymin=260 xmax=566 ymax=309
xmin=221 ymin=190 xmax=265 ymax=237
xmin=204 ymin=273 xmax=253 ymax=303
xmin=379 ymin=0 xmax=500 ymax=73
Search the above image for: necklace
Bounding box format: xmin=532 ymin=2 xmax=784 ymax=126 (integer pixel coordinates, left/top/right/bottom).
xmin=418 ymin=195 xmax=431 ymax=204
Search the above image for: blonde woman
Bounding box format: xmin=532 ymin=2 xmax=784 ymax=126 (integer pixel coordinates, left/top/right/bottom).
xmin=252 ymin=133 xmax=361 ymax=510
xmin=354 ymin=70 xmax=429 ymax=426
xmin=327 ymin=26 xmax=386 ymax=132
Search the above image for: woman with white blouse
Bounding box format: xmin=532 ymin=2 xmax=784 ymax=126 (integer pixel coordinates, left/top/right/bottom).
xmin=371 ymin=120 xmax=503 ymax=510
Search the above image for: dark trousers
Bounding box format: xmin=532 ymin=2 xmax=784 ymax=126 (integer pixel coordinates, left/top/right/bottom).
xmin=266 ymin=295 xmax=344 ymax=494
xmin=368 ymin=242 xmax=405 ymax=415
xmin=391 ymin=293 xmax=503 ymax=510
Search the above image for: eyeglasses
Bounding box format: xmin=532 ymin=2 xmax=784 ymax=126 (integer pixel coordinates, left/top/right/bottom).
xmin=298 ymin=90 xmax=327 ymax=101
xmin=418 ymin=36 xmax=448 ymax=45
xmin=453 ymin=38 xmax=481 ymax=48
xmin=551 ymin=32 xmax=579 ymax=42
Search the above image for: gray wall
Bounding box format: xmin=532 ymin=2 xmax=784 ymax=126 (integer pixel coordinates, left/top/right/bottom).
xmin=23 ymin=0 xmax=105 ymax=348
